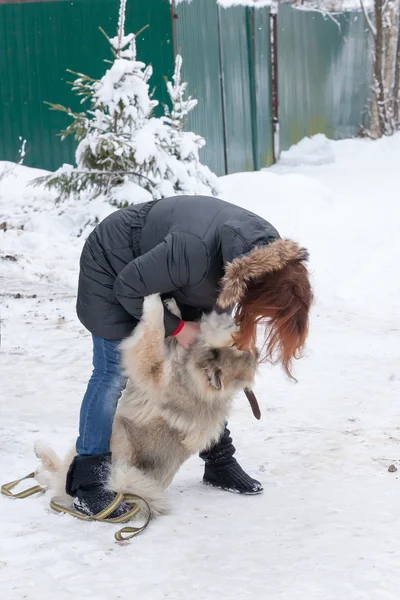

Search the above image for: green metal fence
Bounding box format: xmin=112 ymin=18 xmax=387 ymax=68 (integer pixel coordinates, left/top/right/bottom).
xmin=173 ymin=0 xmax=227 ymax=176
xmin=0 ymin=0 xmax=174 ymax=171
xmin=0 ymin=1 xmax=371 ymax=176
xmin=278 ymin=5 xmax=371 ymax=152
xmin=175 ymin=1 xmax=273 ymax=176
xmin=219 ymin=6 xmax=255 ymax=174
xmin=251 ymin=7 xmax=274 ymax=169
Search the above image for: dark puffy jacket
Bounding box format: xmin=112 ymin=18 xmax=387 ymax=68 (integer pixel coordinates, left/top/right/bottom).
xmin=77 ymin=195 xmax=280 ymax=340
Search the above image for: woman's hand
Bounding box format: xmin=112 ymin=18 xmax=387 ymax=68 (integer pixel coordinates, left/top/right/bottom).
xmin=175 ymin=321 xmax=201 ymax=349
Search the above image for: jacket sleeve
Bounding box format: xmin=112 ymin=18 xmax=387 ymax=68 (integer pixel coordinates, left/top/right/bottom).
xmin=113 ymin=232 xmax=208 ymax=336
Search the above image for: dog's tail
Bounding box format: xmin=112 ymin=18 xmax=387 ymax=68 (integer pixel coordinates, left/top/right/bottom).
xmin=107 ymin=462 xmax=170 ymax=517
xmin=34 ymin=440 xmax=74 ymax=507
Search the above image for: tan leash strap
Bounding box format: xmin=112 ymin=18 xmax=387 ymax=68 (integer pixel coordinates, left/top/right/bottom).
xmin=244 ymin=388 xmax=261 ymax=420
xmin=49 ymin=494 xmax=140 ymax=523
xmin=2 ymin=472 xmax=151 ymax=541
xmin=50 ymin=492 xmax=150 ymax=541
xmin=114 ymin=495 xmax=152 ymax=540
xmin=114 ymin=522 xmax=150 ymax=542
xmin=1 ymin=472 xmax=46 ymax=499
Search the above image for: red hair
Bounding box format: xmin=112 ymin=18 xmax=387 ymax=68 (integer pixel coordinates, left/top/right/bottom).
xmin=233 ymin=260 xmax=313 ymax=380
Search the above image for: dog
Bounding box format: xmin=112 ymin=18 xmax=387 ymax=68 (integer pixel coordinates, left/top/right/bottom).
xmin=35 ymin=295 xmax=258 ymax=516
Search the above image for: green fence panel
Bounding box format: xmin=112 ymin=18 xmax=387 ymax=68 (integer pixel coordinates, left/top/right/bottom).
xmin=219 ymin=5 xmax=254 ymax=174
xmin=252 ymin=7 xmax=274 ymax=168
xmin=176 ymin=2 xmax=273 ymax=176
xmin=324 ymin=13 xmax=371 ymax=139
xmin=0 ymin=0 xmax=174 ymax=171
xmin=278 ymin=5 xmax=370 ymax=152
xmin=174 ymin=0 xmax=226 ymax=177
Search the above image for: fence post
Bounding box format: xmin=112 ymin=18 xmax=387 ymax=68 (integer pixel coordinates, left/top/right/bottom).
xmin=270 ymin=4 xmax=279 ymax=162
xmin=217 ymin=5 xmax=228 ymax=175
xmin=170 ymin=0 xmax=178 ymax=58
xmin=246 ymin=7 xmax=260 ymax=171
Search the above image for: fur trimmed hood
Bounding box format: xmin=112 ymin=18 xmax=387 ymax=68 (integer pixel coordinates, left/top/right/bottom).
xmin=216 ymin=239 xmax=309 ymax=310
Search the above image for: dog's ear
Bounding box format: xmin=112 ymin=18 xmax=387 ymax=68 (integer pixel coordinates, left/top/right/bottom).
xmin=205 ymin=366 xmax=222 ymax=390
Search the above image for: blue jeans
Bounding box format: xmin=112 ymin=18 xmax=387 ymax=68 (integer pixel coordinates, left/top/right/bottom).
xmin=76 ymin=335 xmax=126 ymax=456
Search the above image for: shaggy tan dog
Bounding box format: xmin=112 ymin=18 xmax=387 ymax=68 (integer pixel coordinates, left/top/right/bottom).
xmin=35 ymin=295 xmax=258 ymax=516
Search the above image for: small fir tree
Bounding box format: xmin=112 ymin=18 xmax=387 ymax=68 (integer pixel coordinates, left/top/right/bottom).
xmin=35 ymin=2 xmax=219 ymax=202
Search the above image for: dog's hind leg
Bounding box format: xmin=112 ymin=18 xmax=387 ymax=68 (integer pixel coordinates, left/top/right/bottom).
xmin=120 ymin=294 xmax=171 ymax=390
xmin=107 ymin=462 xmax=170 ymax=517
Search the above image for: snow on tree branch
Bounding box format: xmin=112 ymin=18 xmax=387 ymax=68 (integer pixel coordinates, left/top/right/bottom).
xmin=360 ymin=0 xmax=377 ymax=36
xmin=164 ymin=54 xmax=198 ymax=130
xmin=35 ymin=21 xmax=219 ymax=203
xmin=117 ymin=0 xmax=127 ymax=56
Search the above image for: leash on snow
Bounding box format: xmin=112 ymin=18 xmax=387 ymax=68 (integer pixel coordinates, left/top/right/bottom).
xmin=1 ymin=472 xmax=151 ymax=542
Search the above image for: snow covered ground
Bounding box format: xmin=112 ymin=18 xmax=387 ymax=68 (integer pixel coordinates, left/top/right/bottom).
xmin=1 ymin=134 xmax=399 ymax=599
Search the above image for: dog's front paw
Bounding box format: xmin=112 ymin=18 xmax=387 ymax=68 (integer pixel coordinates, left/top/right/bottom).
xmin=143 ymin=294 xmax=165 ymax=326
xmin=164 ymin=297 xmax=182 ymax=319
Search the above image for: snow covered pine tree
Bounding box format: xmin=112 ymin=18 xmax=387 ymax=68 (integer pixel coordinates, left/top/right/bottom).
xmin=36 ymin=9 xmax=219 ymax=202
xmin=163 ymin=54 xmax=220 ymax=195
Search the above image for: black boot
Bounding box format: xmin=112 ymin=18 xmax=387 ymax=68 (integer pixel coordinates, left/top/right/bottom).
xmin=199 ymin=425 xmax=263 ymax=495
xmin=66 ymin=453 xmax=130 ymax=518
